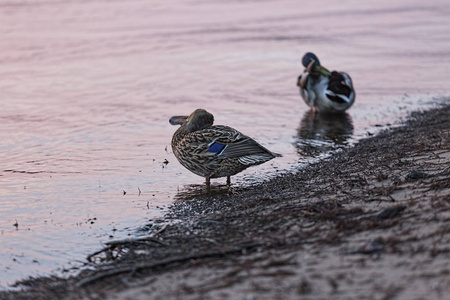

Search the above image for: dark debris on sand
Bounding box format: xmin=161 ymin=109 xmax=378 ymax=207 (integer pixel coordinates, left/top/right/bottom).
xmin=2 ymin=103 xmax=450 ymax=300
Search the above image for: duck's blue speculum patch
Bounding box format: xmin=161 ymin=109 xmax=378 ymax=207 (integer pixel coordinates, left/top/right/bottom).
xmin=208 ymin=142 xmax=227 ymax=154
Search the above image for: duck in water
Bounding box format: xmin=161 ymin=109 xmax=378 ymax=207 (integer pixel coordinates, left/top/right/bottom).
xmin=297 ymin=52 xmax=355 ymax=113
xmin=170 ymin=109 xmax=281 ymax=187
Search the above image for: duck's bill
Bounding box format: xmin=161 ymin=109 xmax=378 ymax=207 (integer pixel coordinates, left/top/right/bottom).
xmin=315 ymin=65 xmax=331 ymax=77
xmin=169 ymin=115 xmax=188 ymax=125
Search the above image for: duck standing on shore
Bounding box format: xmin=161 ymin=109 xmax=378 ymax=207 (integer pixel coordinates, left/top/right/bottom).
xmin=297 ymin=52 xmax=355 ymax=113
xmin=170 ymin=109 xmax=281 ymax=187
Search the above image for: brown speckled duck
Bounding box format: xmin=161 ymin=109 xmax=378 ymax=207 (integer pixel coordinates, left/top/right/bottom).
xmin=169 ymin=109 xmax=281 ymax=186
xmin=297 ymin=52 xmax=355 ymax=113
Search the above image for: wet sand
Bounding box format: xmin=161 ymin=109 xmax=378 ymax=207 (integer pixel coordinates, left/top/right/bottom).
xmin=3 ymin=102 xmax=449 ymax=299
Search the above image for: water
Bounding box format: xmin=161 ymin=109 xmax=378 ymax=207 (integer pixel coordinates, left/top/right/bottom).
xmin=1 ymin=0 xmax=449 ymax=288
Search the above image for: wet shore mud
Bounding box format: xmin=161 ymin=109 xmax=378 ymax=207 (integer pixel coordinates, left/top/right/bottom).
xmin=3 ymin=103 xmax=449 ymax=300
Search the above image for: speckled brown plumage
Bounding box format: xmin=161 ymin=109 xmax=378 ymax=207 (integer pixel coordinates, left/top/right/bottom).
xmin=170 ymin=109 xmax=280 ymax=185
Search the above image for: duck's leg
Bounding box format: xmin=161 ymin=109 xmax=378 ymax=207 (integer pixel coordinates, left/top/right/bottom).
xmin=226 ymin=176 xmax=233 ymax=195
xmin=206 ymin=175 xmax=211 ymax=191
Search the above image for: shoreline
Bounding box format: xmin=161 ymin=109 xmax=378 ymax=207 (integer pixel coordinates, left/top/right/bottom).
xmin=3 ymin=102 xmax=449 ymax=300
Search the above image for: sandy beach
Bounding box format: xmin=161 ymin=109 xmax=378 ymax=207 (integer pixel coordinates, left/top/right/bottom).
xmin=2 ymin=103 xmax=448 ymax=299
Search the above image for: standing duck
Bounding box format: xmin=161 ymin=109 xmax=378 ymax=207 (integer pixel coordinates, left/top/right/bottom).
xmin=297 ymin=52 xmax=355 ymax=113
xmin=170 ymin=109 xmax=280 ymax=187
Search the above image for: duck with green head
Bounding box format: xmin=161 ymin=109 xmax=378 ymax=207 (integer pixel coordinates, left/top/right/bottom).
xmin=170 ymin=109 xmax=281 ymax=187
xmin=297 ymin=52 xmax=355 ymax=113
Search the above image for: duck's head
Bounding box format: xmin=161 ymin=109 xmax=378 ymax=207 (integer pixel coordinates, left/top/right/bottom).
xmin=302 ymin=52 xmax=331 ymax=77
xmin=169 ymin=109 xmax=214 ymax=132
xmin=298 ymin=52 xmax=331 ymax=88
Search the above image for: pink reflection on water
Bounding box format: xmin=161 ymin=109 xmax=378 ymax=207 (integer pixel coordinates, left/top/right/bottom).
xmin=1 ymin=0 xmax=450 ymax=288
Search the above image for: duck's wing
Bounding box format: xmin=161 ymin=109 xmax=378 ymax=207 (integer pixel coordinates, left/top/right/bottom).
xmin=204 ymin=126 xmax=280 ymax=162
xmin=325 ymin=71 xmax=354 ymax=104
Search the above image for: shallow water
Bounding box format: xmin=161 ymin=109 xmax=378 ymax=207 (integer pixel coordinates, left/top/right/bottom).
xmin=1 ymin=0 xmax=449 ymax=287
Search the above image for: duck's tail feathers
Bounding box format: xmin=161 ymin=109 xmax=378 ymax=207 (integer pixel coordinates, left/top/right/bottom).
xmin=272 ymin=152 xmax=282 ymax=158
xmin=238 ymin=153 xmax=278 ymax=166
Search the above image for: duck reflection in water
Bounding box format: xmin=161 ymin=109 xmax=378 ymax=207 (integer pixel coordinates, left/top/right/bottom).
xmin=296 ymin=110 xmax=354 ymax=158
xmin=173 ymin=183 xmax=232 ymax=203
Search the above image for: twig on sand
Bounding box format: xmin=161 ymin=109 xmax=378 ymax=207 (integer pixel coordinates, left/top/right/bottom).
xmin=154 ymin=224 xmax=168 ymax=236
xmin=86 ymin=245 xmax=117 ymax=263
xmin=87 ymin=235 xmax=168 ymax=263
xmin=105 ymin=235 xmax=167 ymax=247
xmin=77 ymin=241 xmax=279 ymax=287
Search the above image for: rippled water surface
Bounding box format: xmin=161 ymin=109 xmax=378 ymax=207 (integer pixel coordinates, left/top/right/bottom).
xmin=1 ymin=0 xmax=449 ymax=287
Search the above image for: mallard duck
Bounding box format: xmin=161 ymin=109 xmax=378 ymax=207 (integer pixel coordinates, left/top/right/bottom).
xmin=169 ymin=109 xmax=281 ymax=186
xmin=297 ymin=52 xmax=355 ymax=113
